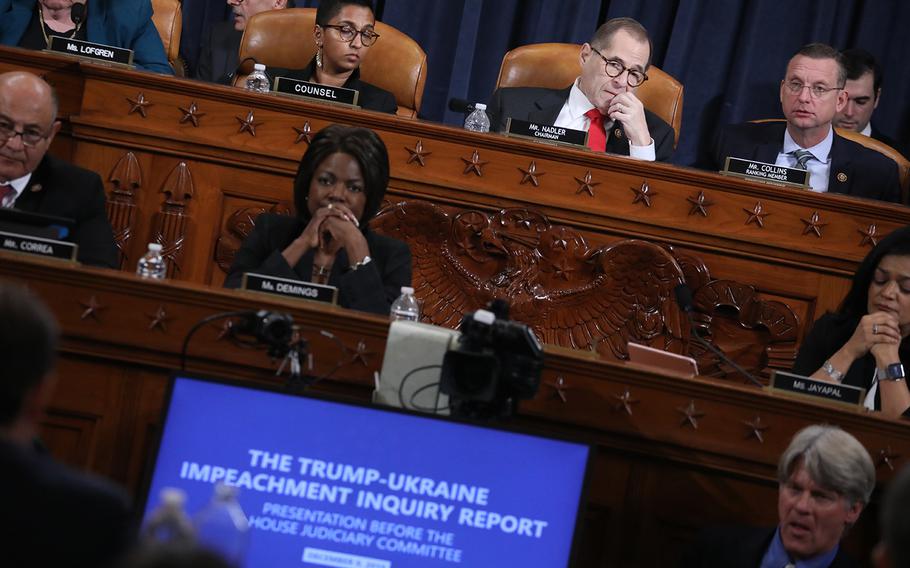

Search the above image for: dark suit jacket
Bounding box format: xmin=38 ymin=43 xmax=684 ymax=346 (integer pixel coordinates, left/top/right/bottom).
xmin=680 ymin=526 xmax=857 ymax=568
xmin=0 ymin=438 xmax=133 ymax=567
xmin=272 ymin=58 xmax=398 ymax=114
xmin=194 ymin=20 xmax=241 ymax=85
xmin=712 ymin=121 xmax=901 ymax=203
xmin=870 ymin=124 xmax=908 ymax=159
xmin=486 ymin=85 xmax=675 ymax=162
xmin=12 ymin=154 xmax=118 ymax=268
xmin=0 ymin=0 xmax=172 ymax=74
xmin=224 ymin=213 xmax=411 ymax=315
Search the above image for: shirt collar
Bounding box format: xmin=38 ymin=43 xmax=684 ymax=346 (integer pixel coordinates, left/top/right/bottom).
xmin=763 ymin=527 xmax=840 ymax=568
xmin=860 ymin=123 xmax=872 ymax=137
xmin=566 ymin=78 xmax=597 ymax=121
xmin=782 ymin=126 xmax=834 ymax=163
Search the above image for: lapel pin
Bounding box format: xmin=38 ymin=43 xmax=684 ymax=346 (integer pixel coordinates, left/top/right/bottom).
xmin=613 ymin=128 xmax=623 ymax=139
xmin=30 ymin=183 xmax=43 ymax=193
xmin=836 ymin=172 xmax=847 ymax=183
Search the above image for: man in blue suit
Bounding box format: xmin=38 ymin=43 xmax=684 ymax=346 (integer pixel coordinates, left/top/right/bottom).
xmin=0 ymin=0 xmax=172 ymax=74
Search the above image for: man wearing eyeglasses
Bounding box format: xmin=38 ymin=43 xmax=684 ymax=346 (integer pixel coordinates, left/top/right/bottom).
xmin=486 ymin=17 xmax=675 ymax=162
xmin=196 ymin=0 xmax=292 ymax=84
xmin=712 ymin=43 xmax=900 ymax=203
xmin=0 ymin=71 xmax=117 ymax=267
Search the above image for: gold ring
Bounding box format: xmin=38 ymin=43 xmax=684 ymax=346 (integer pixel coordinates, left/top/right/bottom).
xmin=327 ymin=203 xmax=333 ymax=210
xmin=873 ymin=323 xmax=878 ymax=334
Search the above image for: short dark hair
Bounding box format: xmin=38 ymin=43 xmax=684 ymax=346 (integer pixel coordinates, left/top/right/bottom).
xmin=792 ymin=43 xmax=846 ymax=86
xmin=589 ymin=17 xmax=652 ymax=69
xmin=315 ymin=0 xmax=374 ymax=26
xmin=293 ymin=124 xmax=389 ymax=226
xmin=841 ymin=47 xmax=882 ymax=93
xmin=882 ymin=465 xmax=910 ymax=568
xmin=0 ymin=282 xmax=59 ymax=426
xmin=838 ymin=225 xmax=910 ymax=320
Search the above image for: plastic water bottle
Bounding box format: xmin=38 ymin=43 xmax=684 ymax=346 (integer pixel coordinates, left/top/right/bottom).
xmin=390 ymin=286 xmax=420 ymax=322
xmin=136 ymin=243 xmax=167 ymax=279
xmin=245 ymin=63 xmax=271 ymax=94
xmin=464 ymin=103 xmax=490 ymax=133
xmin=142 ymin=488 xmax=195 ymax=546
xmin=194 ymin=484 xmax=250 ymax=566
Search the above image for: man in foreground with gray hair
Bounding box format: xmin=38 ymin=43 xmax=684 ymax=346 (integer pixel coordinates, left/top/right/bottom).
xmin=682 ymin=424 xmax=874 ymax=567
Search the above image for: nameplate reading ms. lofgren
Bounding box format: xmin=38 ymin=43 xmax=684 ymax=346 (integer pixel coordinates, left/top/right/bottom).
xmin=770 ymin=370 xmax=865 ymax=409
xmin=505 ymin=118 xmax=588 ymax=148
xmin=274 ymin=77 xmax=359 ymax=107
xmin=47 ymin=36 xmax=133 ymax=66
xmin=241 ymin=272 xmax=338 ymax=305
xmin=0 ymin=230 xmax=77 ymax=262
xmin=723 ymin=157 xmax=809 ymax=188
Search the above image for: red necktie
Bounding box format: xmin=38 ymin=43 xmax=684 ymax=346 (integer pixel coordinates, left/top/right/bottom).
xmin=0 ymin=185 xmax=15 ymax=208
xmin=585 ymin=109 xmax=607 ymax=152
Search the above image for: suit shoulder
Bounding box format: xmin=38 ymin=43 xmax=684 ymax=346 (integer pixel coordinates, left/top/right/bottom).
xmin=837 ymin=134 xmax=901 ymax=171
xmin=37 ymin=155 xmax=103 ymax=190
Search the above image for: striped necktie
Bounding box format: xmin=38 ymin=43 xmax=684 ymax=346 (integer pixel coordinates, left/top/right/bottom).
xmin=0 ymin=184 xmax=15 ymax=208
xmin=790 ymin=149 xmax=814 ymax=170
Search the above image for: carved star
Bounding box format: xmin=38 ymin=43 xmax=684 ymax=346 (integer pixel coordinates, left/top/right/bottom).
xmin=79 ymin=295 xmax=105 ymax=321
xmin=178 ymin=101 xmax=205 ymax=127
xmin=461 ymin=150 xmax=488 ymax=176
xmin=550 ymin=257 xmax=573 ymax=281
xmin=126 ymin=92 xmax=152 ymax=118
xmin=518 ymin=160 xmax=545 ymax=187
xmin=859 ymin=224 xmax=879 ymax=247
xmin=742 ymin=415 xmax=769 ymax=443
xmin=612 ymin=387 xmax=639 ymax=415
xmin=743 ymin=201 xmax=770 ymax=228
xmin=686 ymin=190 xmax=715 ymax=217
xmin=549 ymin=227 xmax=570 ymax=250
xmin=630 ymin=180 xmax=657 ymax=207
xmin=574 ymin=170 xmax=600 ymax=197
xmin=800 ymin=211 xmax=828 ymax=238
xmin=512 ymin=211 xmax=534 ymax=229
xmin=350 ymin=339 xmax=375 ymax=367
xmin=877 ymin=446 xmax=901 ymax=471
xmin=405 ymin=140 xmax=431 ymax=166
xmin=546 ymin=376 xmax=569 ymax=403
xmin=293 ymin=121 xmax=313 ymax=145
xmin=676 ymin=400 xmax=705 ymax=429
xmin=235 ymin=110 xmax=261 ymax=136
xmin=146 ymin=305 xmax=172 ymax=332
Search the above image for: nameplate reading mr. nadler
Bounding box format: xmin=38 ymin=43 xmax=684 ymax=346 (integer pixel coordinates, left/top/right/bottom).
xmin=274 ymin=77 xmax=359 ymax=107
xmin=0 ymin=231 xmax=77 ymax=262
xmin=723 ymin=157 xmax=809 ymax=188
xmin=770 ymin=370 xmax=865 ymax=409
xmin=47 ymin=36 xmax=133 ymax=66
xmin=505 ymin=118 xmax=587 ymax=147
xmin=241 ymin=273 xmax=338 ymax=305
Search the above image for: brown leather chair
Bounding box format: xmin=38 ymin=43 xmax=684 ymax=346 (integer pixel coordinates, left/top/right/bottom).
xmin=495 ymin=42 xmax=684 ymax=148
xmin=150 ymin=0 xmax=184 ymax=76
xmin=235 ymin=8 xmax=427 ymax=118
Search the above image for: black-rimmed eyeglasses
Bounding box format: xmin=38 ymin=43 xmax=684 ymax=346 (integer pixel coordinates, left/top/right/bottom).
xmin=0 ymin=120 xmax=52 ymax=148
xmin=590 ymin=47 xmax=648 ymax=87
xmin=321 ymin=24 xmax=380 ymax=47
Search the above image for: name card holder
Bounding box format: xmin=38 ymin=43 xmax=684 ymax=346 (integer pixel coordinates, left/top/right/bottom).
xmin=505 ymin=118 xmax=588 ymax=149
xmin=46 ymin=36 xmax=134 ymax=68
xmin=273 ymin=77 xmax=360 ymax=109
xmin=0 ymin=230 xmax=77 ymax=263
xmin=722 ymin=157 xmax=809 ymax=189
xmin=241 ymin=272 xmax=338 ymax=305
xmin=769 ymin=370 xmax=866 ymax=410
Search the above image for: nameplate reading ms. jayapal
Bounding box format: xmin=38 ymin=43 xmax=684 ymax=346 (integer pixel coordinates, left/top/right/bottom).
xmin=769 ymin=370 xmax=865 ymax=409
xmin=241 ymin=272 xmax=338 ymax=305
xmin=0 ymin=230 xmax=77 ymax=262
xmin=274 ymin=77 xmax=359 ymax=107
xmin=505 ymin=118 xmax=588 ymax=148
xmin=723 ymin=157 xmax=809 ymax=188
xmin=47 ymin=36 xmax=133 ymax=66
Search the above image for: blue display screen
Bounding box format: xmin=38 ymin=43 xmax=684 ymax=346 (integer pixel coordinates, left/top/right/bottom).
xmin=143 ymin=376 xmax=590 ymax=568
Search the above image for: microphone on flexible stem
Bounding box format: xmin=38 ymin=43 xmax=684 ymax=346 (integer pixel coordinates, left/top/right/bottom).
xmin=674 ymin=283 xmax=765 ymax=389
xmin=70 ymin=2 xmax=86 ymax=26
xmin=448 ymin=97 xmax=476 ymax=114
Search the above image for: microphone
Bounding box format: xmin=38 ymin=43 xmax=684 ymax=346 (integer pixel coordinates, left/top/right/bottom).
xmin=71 ymin=2 xmax=86 ymax=26
xmin=448 ymin=97 xmax=475 ymax=114
xmin=674 ymin=283 xmax=765 ymax=389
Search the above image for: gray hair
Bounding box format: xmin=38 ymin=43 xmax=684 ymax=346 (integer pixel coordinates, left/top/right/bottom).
xmin=777 ymin=424 xmax=874 ymax=506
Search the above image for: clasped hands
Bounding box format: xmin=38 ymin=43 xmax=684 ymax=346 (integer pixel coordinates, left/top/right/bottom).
xmin=846 ymin=312 xmax=902 ymax=367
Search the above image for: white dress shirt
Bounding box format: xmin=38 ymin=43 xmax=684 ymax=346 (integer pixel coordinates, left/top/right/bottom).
xmin=860 ymin=123 xmax=872 ymax=137
xmin=0 ymin=172 xmax=30 ymax=207
xmin=776 ymin=127 xmax=833 ymax=193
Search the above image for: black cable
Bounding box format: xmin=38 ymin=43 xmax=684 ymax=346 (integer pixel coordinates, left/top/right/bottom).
xmin=408 ymin=382 xmax=452 ymax=414
xmin=180 ymin=310 xmax=259 ymax=372
xmin=396 ymin=364 xmax=443 ymax=410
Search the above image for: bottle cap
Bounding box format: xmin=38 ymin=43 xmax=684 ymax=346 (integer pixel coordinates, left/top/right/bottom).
xmin=474 ymin=103 xmax=487 ymax=110
xmin=148 ymin=243 xmax=163 ymax=252
xmin=253 ymin=63 xmax=266 ymax=71
xmin=161 ymin=487 xmax=187 ymax=507
xmin=401 ymin=286 xmax=414 ymax=294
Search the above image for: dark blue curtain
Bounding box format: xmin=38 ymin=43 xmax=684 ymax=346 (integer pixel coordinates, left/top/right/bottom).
xmin=179 ymin=0 xmax=910 ymax=166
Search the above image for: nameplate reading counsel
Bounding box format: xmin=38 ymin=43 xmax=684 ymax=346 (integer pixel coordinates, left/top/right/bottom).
xmin=241 ymin=272 xmax=338 ymax=305
xmin=274 ymin=77 xmax=359 ymax=107
xmin=47 ymin=36 xmax=134 ymax=66
xmin=723 ymin=157 xmax=809 ymax=188
xmin=0 ymin=230 xmax=78 ymax=262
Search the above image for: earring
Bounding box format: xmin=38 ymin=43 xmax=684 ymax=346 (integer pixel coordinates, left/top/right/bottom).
xmin=316 ymin=46 xmax=323 ymax=69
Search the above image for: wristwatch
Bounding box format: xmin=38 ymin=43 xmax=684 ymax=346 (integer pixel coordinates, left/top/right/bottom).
xmin=883 ymin=363 xmax=906 ymax=382
xmin=822 ymin=360 xmax=844 ymax=382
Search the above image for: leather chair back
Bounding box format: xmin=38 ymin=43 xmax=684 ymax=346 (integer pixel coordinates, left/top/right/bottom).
xmin=236 ymin=8 xmax=427 ymax=118
xmin=495 ymin=42 xmax=684 ymax=148
xmin=150 ymin=0 xmax=183 ymax=76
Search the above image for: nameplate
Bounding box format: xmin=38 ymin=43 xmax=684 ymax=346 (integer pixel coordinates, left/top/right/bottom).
xmin=0 ymin=230 xmax=77 ymax=262
xmin=723 ymin=157 xmax=809 ymax=188
xmin=241 ymin=272 xmax=338 ymax=305
xmin=505 ymin=118 xmax=587 ymax=148
xmin=769 ymin=370 xmax=865 ymax=410
xmin=47 ymin=36 xmax=134 ymax=67
xmin=273 ymin=77 xmax=359 ymax=107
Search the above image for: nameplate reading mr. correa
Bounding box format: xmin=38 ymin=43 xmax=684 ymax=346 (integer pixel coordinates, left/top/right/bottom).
xmin=723 ymin=157 xmax=809 ymax=188
xmin=770 ymin=370 xmax=865 ymax=409
xmin=241 ymin=273 xmax=338 ymax=305
xmin=0 ymin=230 xmax=77 ymax=262
xmin=47 ymin=36 xmax=133 ymax=66
xmin=274 ymin=77 xmax=359 ymax=107
xmin=505 ymin=118 xmax=588 ymax=148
